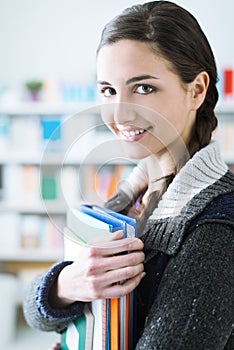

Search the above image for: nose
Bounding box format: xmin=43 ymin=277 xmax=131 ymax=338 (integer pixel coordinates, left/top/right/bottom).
xmin=113 ymin=101 xmax=136 ymax=125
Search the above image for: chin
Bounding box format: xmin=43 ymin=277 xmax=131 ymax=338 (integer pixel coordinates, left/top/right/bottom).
xmin=122 ymin=143 xmax=152 ymax=160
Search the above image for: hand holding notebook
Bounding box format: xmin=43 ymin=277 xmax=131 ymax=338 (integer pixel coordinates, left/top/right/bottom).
xmin=61 ymin=204 xmax=145 ymax=350
xmin=59 ymin=205 xmax=144 ymax=303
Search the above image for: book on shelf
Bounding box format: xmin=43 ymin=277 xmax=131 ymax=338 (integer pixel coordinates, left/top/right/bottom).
xmin=40 ymin=117 xmax=62 ymax=152
xmin=81 ymin=163 xmax=134 ymax=205
xmin=41 ymin=173 xmax=57 ymax=200
xmin=0 ymin=212 xmax=64 ymax=254
xmin=0 ymin=212 xmax=21 ymax=251
xmin=61 ymin=204 xmax=137 ymax=350
xmin=0 ymin=114 xmax=10 ymax=151
xmin=10 ymin=115 xmax=41 ymax=152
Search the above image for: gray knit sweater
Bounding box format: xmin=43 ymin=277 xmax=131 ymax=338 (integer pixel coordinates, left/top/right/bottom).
xmin=23 ymin=142 xmax=234 ymax=349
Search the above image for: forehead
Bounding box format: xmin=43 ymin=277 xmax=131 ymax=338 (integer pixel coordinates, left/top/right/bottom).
xmin=96 ymin=39 xmax=172 ymax=79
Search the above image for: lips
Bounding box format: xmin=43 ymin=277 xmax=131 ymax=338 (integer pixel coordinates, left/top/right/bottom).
xmin=119 ymin=128 xmax=146 ymax=141
xmin=121 ymin=129 xmax=145 ymax=137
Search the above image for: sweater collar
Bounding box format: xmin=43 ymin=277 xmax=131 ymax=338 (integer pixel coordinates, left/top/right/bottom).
xmin=150 ymin=141 xmax=228 ymax=219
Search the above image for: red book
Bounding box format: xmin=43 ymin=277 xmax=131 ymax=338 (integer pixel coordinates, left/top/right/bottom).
xmin=223 ymin=69 xmax=233 ymax=95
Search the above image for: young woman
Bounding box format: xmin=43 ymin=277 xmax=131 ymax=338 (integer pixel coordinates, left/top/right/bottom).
xmin=23 ymin=1 xmax=234 ymax=349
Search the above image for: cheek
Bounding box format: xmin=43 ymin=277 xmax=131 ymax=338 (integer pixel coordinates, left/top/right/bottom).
xmin=147 ymin=110 xmax=188 ymax=149
xmin=158 ymin=98 xmax=190 ymax=135
xmin=157 ymin=88 xmax=190 ymax=118
xmin=100 ymin=105 xmax=113 ymax=126
xmin=100 ymin=112 xmax=118 ymax=138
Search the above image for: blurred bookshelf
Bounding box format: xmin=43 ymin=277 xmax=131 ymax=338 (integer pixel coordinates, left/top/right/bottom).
xmin=0 ymin=101 xmax=135 ymax=303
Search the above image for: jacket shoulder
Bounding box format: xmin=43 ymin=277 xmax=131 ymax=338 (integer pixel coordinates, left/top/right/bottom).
xmin=196 ymin=192 xmax=234 ymax=222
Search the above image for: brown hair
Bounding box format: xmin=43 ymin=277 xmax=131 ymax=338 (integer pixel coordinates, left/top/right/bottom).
xmin=97 ymin=0 xmax=218 ymax=157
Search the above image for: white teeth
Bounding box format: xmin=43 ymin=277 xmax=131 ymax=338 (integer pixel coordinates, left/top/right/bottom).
xmin=122 ymin=129 xmax=145 ymax=137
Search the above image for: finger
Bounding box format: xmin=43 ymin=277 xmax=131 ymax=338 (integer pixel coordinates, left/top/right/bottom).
xmin=90 ymin=237 xmax=144 ymax=256
xmin=107 ymin=250 xmax=145 ymax=270
xmin=104 ymin=263 xmax=145 ymax=286
xmin=91 ymin=251 xmax=145 ymax=274
xmin=92 ymin=261 xmax=144 ymax=290
xmin=102 ymin=271 xmax=146 ymax=299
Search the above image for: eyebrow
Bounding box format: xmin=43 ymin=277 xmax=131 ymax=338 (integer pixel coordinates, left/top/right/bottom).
xmin=97 ymin=74 xmax=159 ymax=86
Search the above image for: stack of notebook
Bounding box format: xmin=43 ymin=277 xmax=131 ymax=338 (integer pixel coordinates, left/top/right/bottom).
xmin=61 ymin=204 xmax=137 ymax=350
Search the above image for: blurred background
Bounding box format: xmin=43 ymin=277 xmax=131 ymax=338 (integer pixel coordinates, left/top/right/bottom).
xmin=0 ymin=1 xmax=234 ymax=349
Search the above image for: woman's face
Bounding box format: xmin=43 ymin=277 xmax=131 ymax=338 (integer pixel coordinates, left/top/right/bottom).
xmin=96 ymin=39 xmax=197 ymax=159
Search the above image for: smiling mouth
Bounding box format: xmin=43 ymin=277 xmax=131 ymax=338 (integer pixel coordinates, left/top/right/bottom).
xmin=121 ymin=129 xmax=145 ymax=137
xmin=119 ymin=128 xmax=147 ymax=141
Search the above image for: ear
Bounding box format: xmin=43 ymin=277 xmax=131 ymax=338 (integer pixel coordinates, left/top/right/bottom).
xmin=190 ymin=71 xmax=210 ymax=110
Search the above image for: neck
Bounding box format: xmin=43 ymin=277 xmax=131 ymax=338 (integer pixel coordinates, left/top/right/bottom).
xmin=146 ymin=136 xmax=190 ymax=192
xmin=118 ymin=137 xmax=190 ymax=199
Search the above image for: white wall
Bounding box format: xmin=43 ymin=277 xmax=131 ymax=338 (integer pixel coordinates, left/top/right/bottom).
xmin=0 ymin=0 xmax=233 ymax=89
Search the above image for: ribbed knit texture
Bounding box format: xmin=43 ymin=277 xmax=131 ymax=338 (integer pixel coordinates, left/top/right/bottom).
xmin=151 ymin=141 xmax=228 ymax=219
xmin=23 ymin=261 xmax=85 ymax=333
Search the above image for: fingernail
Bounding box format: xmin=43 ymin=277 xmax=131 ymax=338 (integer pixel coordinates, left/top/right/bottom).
xmin=141 ymin=272 xmax=146 ymax=279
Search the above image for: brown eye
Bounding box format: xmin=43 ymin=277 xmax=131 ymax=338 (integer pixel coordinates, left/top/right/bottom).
xmin=135 ymin=84 xmax=154 ymax=94
xmin=100 ymin=87 xmax=116 ymax=97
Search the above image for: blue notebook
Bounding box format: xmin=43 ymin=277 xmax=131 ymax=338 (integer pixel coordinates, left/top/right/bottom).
xmin=79 ymin=204 xmax=137 ymax=238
